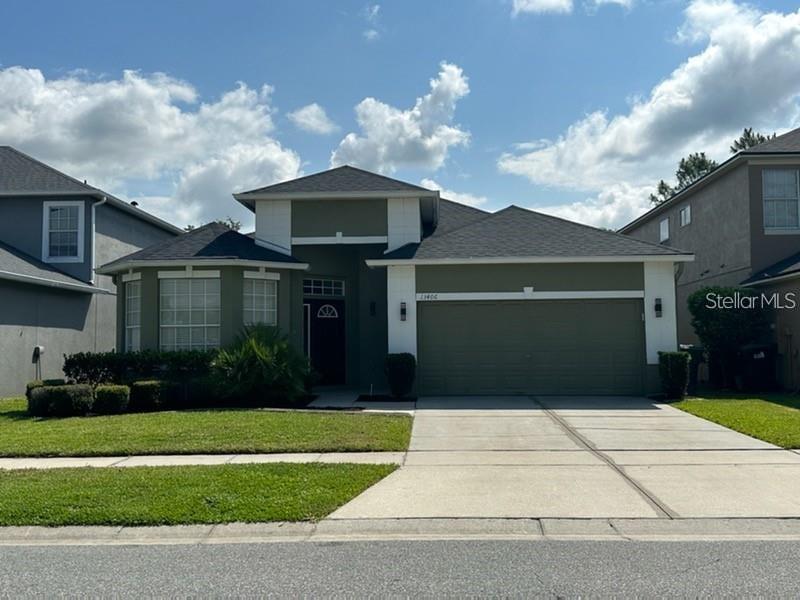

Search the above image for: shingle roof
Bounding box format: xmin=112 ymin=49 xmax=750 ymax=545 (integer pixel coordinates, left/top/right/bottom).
xmin=0 ymin=240 xmax=100 ymax=293
xmin=238 ymin=165 xmax=435 ymax=196
xmin=99 ymin=222 xmax=305 ymax=271
xmin=741 ymin=251 xmax=800 ymax=286
xmin=384 ymin=205 xmax=690 ymax=261
xmin=742 ymin=127 xmax=800 ymax=154
xmin=434 ymin=198 xmax=491 ymax=235
xmin=0 ymin=146 xmax=93 ymax=193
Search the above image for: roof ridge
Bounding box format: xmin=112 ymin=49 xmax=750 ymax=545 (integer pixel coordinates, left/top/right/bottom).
xmin=510 ymin=203 xmax=691 ymax=254
xmin=3 ymin=146 xmax=94 ymax=191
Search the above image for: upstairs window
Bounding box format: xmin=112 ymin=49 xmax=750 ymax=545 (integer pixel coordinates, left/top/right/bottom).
xmin=679 ymin=205 xmax=691 ymax=227
xmin=43 ymin=201 xmax=84 ymax=262
xmin=659 ymin=217 xmax=670 ymax=242
xmin=763 ymin=169 xmax=800 ymax=230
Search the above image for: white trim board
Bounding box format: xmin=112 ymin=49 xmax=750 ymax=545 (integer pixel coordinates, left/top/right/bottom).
xmin=291 ymin=234 xmax=388 ymax=245
xmin=416 ymin=290 xmax=645 ymax=302
xmin=367 ymin=254 xmax=693 ymax=267
xmin=0 ymin=270 xmax=110 ymax=294
xmin=97 ymin=259 xmax=310 ymax=275
xmin=244 ymin=270 xmax=281 ymax=280
xmin=121 ymin=272 xmax=141 ymax=282
xmin=157 ymin=269 xmax=220 ymax=279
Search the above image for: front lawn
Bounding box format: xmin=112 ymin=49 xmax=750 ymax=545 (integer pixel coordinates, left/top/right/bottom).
xmin=674 ymin=394 xmax=800 ymax=449
xmin=0 ymin=463 xmax=395 ymax=526
xmin=0 ymin=397 xmax=412 ymax=457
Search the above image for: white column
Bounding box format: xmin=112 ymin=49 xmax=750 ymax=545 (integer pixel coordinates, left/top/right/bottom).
xmin=643 ymin=261 xmax=678 ymax=364
xmin=387 ymin=265 xmax=417 ymax=355
xmin=387 ymin=197 xmax=421 ymax=251
xmin=254 ymin=199 xmax=292 ymax=254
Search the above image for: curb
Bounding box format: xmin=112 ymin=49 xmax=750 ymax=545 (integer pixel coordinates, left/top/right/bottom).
xmin=5 ymin=518 xmax=800 ymax=546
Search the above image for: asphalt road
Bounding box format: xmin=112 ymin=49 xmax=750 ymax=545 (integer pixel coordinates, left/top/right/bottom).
xmin=2 ymin=540 xmax=800 ymax=597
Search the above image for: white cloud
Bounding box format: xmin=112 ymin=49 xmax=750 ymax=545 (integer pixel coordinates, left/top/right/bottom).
xmin=512 ymin=0 xmax=573 ymax=15
xmin=363 ymin=28 xmax=380 ymax=41
xmin=362 ymin=4 xmax=381 ymax=41
xmin=534 ymin=183 xmax=652 ymax=229
xmin=287 ymin=103 xmax=339 ymax=135
xmin=420 ymin=178 xmax=488 ymax=207
xmin=590 ymin=0 xmax=634 ymax=8
xmin=331 ymin=62 xmax=470 ymax=173
xmin=499 ymin=0 xmax=800 ymax=227
xmin=0 ymin=67 xmax=301 ymax=227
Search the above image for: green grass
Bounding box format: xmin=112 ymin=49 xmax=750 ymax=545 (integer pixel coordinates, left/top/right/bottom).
xmin=0 ymin=463 xmax=395 ymax=526
xmin=0 ymin=397 xmax=412 ymax=457
xmin=674 ymin=394 xmax=800 ymax=448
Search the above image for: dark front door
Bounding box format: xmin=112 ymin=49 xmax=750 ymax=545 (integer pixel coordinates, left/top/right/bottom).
xmin=305 ymin=298 xmax=346 ymax=385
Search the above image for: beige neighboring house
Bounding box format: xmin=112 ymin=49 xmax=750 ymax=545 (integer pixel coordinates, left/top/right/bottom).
xmin=620 ymin=127 xmax=800 ymax=389
xmin=99 ymin=165 xmax=692 ymax=397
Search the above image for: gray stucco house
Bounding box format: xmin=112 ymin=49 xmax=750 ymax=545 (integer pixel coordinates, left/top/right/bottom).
xmin=99 ymin=166 xmax=692 ymax=396
xmin=620 ymin=127 xmax=800 ymax=388
xmin=0 ymin=147 xmax=181 ymax=396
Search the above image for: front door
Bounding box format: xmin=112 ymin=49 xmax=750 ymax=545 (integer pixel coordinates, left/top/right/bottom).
xmin=304 ymin=298 xmax=346 ymax=385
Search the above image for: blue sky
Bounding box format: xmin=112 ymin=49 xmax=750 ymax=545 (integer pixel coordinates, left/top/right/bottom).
xmin=1 ymin=0 xmax=799 ymax=229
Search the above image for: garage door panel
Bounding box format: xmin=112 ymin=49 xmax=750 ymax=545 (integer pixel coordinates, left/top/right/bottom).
xmin=418 ymin=299 xmax=644 ymax=396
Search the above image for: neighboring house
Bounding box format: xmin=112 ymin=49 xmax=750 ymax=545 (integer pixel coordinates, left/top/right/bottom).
xmin=0 ymin=147 xmax=182 ymax=396
xmin=99 ymin=165 xmax=692 ymax=396
xmin=619 ymin=127 xmax=800 ymax=388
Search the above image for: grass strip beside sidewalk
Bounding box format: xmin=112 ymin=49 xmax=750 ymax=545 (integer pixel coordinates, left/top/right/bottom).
xmin=0 ymin=397 xmax=412 ymax=457
xmin=0 ymin=463 xmax=395 ymax=526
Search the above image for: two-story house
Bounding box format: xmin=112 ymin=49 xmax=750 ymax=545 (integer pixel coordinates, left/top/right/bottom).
xmin=99 ymin=165 xmax=691 ymax=397
xmin=0 ymin=146 xmax=181 ymax=396
xmin=619 ymin=127 xmax=800 ymax=388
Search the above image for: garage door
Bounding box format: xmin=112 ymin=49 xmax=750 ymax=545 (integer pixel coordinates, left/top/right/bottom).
xmin=417 ymin=299 xmax=645 ymax=396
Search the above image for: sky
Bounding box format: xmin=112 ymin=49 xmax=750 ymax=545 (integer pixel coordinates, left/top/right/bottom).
xmin=1 ymin=0 xmax=799 ymax=230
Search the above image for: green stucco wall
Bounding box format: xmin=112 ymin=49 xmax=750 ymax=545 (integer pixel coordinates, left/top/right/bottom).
xmin=291 ymin=199 xmax=388 ymax=237
xmin=415 ymin=263 xmax=644 ymax=293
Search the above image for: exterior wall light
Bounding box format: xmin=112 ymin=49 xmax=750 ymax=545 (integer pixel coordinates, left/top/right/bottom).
xmin=654 ymin=298 xmax=663 ymax=318
xmin=400 ymin=302 xmax=407 ymax=322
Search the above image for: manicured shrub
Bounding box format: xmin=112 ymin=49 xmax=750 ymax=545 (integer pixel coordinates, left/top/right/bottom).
xmin=385 ymin=353 xmax=416 ymax=398
xmin=659 ymin=351 xmax=691 ymax=400
xmin=93 ymin=384 xmax=130 ymax=415
xmin=212 ymin=325 xmax=310 ymax=405
xmin=688 ymin=287 xmax=770 ymax=388
xmin=28 ymin=384 xmax=94 ymax=417
xmin=63 ymin=350 xmax=217 ymax=386
xmin=26 ymin=378 xmax=67 ymax=400
xmin=129 ymin=380 xmax=177 ymax=413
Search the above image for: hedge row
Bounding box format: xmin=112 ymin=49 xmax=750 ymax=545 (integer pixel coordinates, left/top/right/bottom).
xmin=62 ymin=350 xmax=216 ymax=386
xmin=26 ymin=381 xmax=182 ymax=417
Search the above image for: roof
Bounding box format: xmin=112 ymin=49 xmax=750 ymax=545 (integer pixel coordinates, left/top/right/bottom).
xmin=0 ymin=146 xmax=182 ymax=234
xmin=742 ymin=251 xmax=800 ymax=286
xmin=0 ymin=239 xmax=105 ymax=294
xmin=234 ymin=165 xmax=439 ymax=209
xmin=740 ymin=128 xmax=800 ymax=154
xmin=380 ymin=205 xmax=692 ymax=263
xmin=619 ymin=126 xmax=800 ymax=234
xmin=98 ymin=222 xmax=308 ymax=273
xmin=433 ymin=198 xmax=490 ymax=235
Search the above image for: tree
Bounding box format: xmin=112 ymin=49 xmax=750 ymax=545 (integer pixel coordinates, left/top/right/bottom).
xmin=649 ymin=153 xmax=718 ymax=205
xmin=730 ymin=127 xmax=776 ymax=153
xmin=183 ymin=217 xmax=242 ymax=232
xmin=675 ymin=152 xmax=718 ymax=190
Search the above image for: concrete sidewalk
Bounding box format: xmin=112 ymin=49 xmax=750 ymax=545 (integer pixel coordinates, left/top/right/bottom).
xmin=5 ymin=518 xmax=800 ymax=546
xmin=0 ymin=452 xmax=405 ymax=470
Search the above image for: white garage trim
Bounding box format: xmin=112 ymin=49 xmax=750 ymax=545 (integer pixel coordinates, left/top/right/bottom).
xmin=643 ymin=261 xmax=678 ymax=364
xmin=387 ymin=265 xmax=416 ymax=356
xmin=416 ymin=290 xmax=645 ymax=301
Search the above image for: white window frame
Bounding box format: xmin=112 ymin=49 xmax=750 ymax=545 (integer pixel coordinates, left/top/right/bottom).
xmin=679 ymin=205 xmax=691 ymax=227
xmin=125 ymin=280 xmax=141 ymax=352
xmin=763 ymin=168 xmax=800 ymax=231
xmin=659 ymin=217 xmax=670 ymax=242
xmin=159 ymin=277 xmax=221 ymax=351
xmin=42 ymin=201 xmax=85 ymax=263
xmin=303 ymin=278 xmax=345 ymax=297
xmin=243 ymin=276 xmax=278 ymax=327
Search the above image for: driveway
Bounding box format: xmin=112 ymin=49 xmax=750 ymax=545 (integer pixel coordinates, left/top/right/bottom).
xmin=329 ymin=396 xmax=800 ymax=520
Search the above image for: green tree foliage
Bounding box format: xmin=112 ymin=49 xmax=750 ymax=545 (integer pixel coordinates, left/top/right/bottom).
xmin=730 ymin=127 xmax=776 ymax=153
xmin=650 ymin=153 xmax=718 ymax=205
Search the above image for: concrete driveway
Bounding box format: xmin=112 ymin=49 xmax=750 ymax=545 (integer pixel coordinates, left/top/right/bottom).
xmin=329 ymin=396 xmax=800 ymax=520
